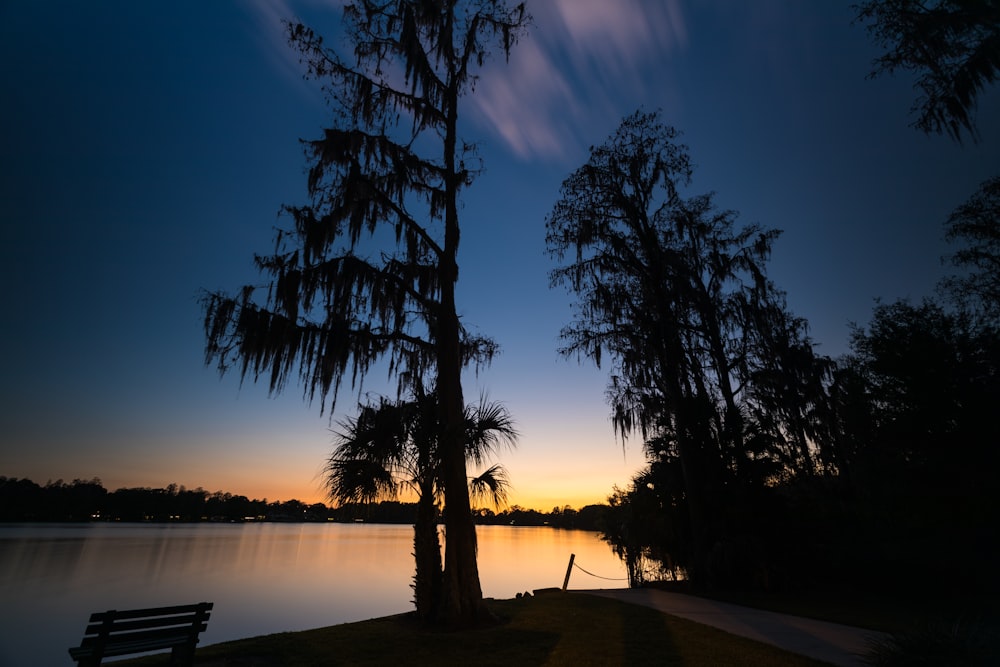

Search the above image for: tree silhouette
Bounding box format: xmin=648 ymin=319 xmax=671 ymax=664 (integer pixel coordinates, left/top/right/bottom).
xmin=546 ymin=110 xmax=824 ymax=586
xmin=843 ymin=298 xmax=1000 ymax=590
xmin=942 ymin=176 xmax=1000 ymax=319
xmin=743 ymin=305 xmax=837 ymax=481
xmin=855 ymin=0 xmax=1000 ymax=143
xmin=202 ymin=0 xmax=528 ymax=625
xmin=326 ymin=388 xmax=516 ymax=622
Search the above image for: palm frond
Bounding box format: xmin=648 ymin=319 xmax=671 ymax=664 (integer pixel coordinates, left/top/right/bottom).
xmin=468 ymin=463 xmax=511 ymax=509
xmin=464 ymin=394 xmax=518 ymax=467
xmin=324 ymin=458 xmax=398 ymax=505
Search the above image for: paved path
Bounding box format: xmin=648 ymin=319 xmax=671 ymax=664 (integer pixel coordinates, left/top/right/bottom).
xmin=576 ymin=588 xmax=889 ymax=666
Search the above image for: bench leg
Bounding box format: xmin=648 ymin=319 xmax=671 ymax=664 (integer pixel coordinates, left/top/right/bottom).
xmin=169 ymin=643 xmax=196 ymax=666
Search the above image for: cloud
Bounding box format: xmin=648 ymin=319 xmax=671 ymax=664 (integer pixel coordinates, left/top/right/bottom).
xmin=471 ymin=0 xmax=688 ymax=162
xmin=243 ymin=0 xmax=303 ymax=86
xmin=470 ymin=37 xmax=581 ymax=161
xmin=242 ymin=0 xmax=345 ymax=94
xmin=242 ymin=0 xmax=688 ymax=162
xmin=551 ymin=0 xmax=687 ymax=76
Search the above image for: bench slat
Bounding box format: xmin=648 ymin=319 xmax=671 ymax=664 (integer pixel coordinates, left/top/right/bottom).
xmin=77 ymin=623 xmax=209 ymax=647
xmin=83 ymin=611 xmax=210 ymax=635
xmin=69 ymin=634 xmax=190 ymax=659
xmin=86 ymin=602 xmax=213 ymax=622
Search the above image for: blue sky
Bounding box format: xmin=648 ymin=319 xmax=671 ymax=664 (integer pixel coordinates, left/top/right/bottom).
xmin=2 ymin=0 xmax=997 ymax=509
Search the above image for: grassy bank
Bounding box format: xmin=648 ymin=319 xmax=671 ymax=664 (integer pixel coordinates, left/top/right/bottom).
xmin=120 ymin=590 xmax=829 ymax=666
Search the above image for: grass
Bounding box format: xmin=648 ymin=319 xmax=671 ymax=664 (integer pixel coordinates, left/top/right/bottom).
xmin=118 ymin=590 xmax=829 ymax=667
xmin=114 ymin=584 xmax=998 ymax=666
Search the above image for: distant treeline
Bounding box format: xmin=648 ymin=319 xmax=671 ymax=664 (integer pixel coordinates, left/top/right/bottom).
xmin=0 ymin=477 xmax=608 ymax=530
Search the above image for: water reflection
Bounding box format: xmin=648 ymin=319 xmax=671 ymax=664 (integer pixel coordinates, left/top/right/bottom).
xmin=0 ymin=523 xmax=625 ymax=666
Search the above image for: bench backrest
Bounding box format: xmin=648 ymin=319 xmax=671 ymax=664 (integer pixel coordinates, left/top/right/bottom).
xmin=72 ymin=602 xmax=212 ymax=662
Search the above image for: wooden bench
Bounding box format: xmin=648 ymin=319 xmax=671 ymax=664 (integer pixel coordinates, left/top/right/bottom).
xmin=68 ymin=602 xmax=213 ymax=666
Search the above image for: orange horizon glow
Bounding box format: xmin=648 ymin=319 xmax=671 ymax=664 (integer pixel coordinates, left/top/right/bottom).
xmin=6 ymin=401 xmax=644 ymax=515
xmin=4 ymin=469 xmax=623 ymax=514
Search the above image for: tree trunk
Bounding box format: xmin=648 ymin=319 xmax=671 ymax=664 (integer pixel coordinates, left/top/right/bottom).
xmin=435 ymin=66 xmax=487 ymax=626
xmin=657 ymin=346 xmax=720 ymax=588
xmin=412 ymin=480 xmax=442 ymax=622
xmin=437 ymin=291 xmax=487 ymax=625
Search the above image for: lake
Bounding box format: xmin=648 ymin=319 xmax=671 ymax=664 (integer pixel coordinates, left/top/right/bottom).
xmin=0 ymin=522 xmax=626 ymax=666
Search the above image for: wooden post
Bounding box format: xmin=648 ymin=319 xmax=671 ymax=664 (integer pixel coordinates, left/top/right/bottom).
xmin=562 ymin=553 xmax=575 ymax=591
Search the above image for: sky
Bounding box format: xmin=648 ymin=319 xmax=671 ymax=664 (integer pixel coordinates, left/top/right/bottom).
xmin=1 ymin=0 xmax=997 ymax=511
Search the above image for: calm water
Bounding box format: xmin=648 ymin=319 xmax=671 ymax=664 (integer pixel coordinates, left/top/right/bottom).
xmin=0 ymin=522 xmax=626 ymax=666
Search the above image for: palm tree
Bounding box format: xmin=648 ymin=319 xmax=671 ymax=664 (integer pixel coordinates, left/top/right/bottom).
xmin=325 ymin=387 xmax=517 ymax=622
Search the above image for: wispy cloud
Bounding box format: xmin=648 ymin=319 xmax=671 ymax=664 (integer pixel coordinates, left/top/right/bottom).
xmin=243 ymin=0 xmax=304 ymax=87
xmin=472 ymin=0 xmax=688 ymax=162
xmin=243 ymin=0 xmax=688 ymax=162
xmin=470 ymin=36 xmax=580 ymax=160
xmin=242 ymin=0 xmax=345 ymax=95
xmin=550 ymin=0 xmax=686 ymax=78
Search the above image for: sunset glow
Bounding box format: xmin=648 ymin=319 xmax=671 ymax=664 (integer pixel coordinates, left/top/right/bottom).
xmin=2 ymin=1 xmax=996 ymax=511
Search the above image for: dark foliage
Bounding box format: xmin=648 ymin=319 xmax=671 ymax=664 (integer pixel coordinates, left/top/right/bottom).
xmin=855 ymin=0 xmax=1000 ymax=143
xmin=0 ymin=477 xmax=106 ymax=521
xmin=325 ymin=388 xmax=516 ymax=621
xmin=837 ymin=300 xmax=1000 ymax=594
xmin=546 ymin=110 xmax=833 ymax=588
xmin=554 ymin=110 xmax=1000 ymax=601
xmin=864 ymin=616 xmax=1000 ymax=666
xmin=0 ymin=476 xmax=607 ymax=528
xmin=942 ymin=175 xmax=1000 ymax=319
xmin=0 ymin=477 xmax=324 ymax=522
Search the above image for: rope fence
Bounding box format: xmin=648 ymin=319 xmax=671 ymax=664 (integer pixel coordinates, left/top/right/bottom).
xmin=561 ymin=553 xmax=628 ymax=590
xmin=573 ymin=561 xmax=628 ymax=581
